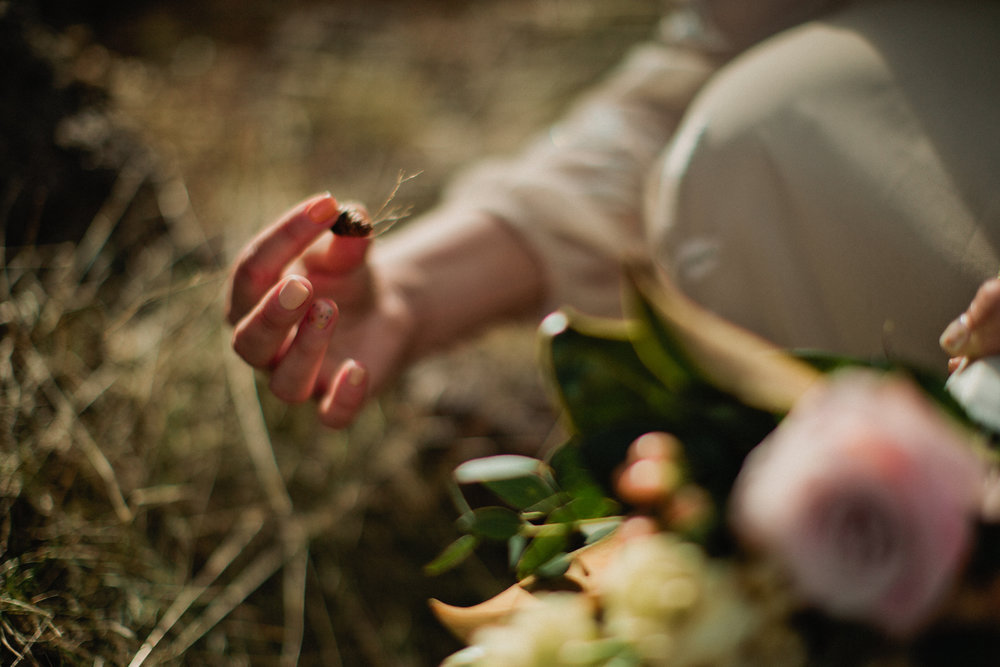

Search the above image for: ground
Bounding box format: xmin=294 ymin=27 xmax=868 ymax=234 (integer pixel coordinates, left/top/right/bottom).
xmin=1 ymin=1 xmax=662 ymax=664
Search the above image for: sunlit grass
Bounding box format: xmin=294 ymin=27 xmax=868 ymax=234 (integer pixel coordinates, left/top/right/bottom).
xmin=2 ymin=1 xmax=661 ymax=663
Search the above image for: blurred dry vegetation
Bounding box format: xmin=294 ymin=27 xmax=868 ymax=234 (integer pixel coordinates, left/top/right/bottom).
xmin=1 ymin=0 xmax=662 ymax=664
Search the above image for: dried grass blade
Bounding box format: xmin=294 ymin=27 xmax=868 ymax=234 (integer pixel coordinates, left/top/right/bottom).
xmin=220 ymin=328 xmax=293 ymax=516
xmin=304 ymin=561 xmax=344 ymax=667
xmin=9 ymin=622 xmax=47 ymax=667
xmin=127 ymin=509 xmax=267 ymax=667
xmin=165 ymin=542 xmax=299 ymax=659
xmin=24 ymin=346 xmax=133 ymax=523
xmin=72 ymin=152 xmax=154 ymax=282
xmin=104 ymin=270 xmax=226 ymax=337
xmin=281 ymin=533 xmax=308 ymax=667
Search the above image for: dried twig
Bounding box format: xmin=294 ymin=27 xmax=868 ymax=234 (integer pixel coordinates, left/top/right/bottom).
xmin=222 ymin=329 xmax=294 ymax=517
xmin=165 ymin=541 xmax=303 ymax=659
xmin=23 ymin=345 xmax=133 ymax=523
xmin=127 ymin=509 xmax=267 ymax=666
xmin=369 ymin=170 xmax=421 ymax=237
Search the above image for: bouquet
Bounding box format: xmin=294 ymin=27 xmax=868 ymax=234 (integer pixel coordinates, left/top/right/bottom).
xmin=426 ymin=262 xmax=1000 ymax=666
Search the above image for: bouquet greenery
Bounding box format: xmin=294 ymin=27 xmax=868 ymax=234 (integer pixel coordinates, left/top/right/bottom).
xmin=427 ymin=263 xmax=1000 ymax=666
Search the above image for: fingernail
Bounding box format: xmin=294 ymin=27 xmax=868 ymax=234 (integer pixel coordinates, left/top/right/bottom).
xmin=346 ymin=360 xmax=366 ymax=387
xmin=278 ymin=276 xmax=310 ymax=310
xmin=306 ymin=194 xmax=338 ymax=224
xmin=307 ymin=300 xmax=335 ymax=329
xmin=940 ymin=313 xmax=971 ymax=355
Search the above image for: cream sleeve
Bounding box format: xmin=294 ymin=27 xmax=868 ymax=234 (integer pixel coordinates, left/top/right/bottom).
xmin=436 ymin=1 xmax=845 ymax=318
xmin=439 ymin=37 xmax=718 ymax=318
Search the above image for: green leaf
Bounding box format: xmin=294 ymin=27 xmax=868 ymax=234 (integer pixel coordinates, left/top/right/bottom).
xmin=548 ymin=442 xmax=620 ymax=518
xmin=538 ymin=310 xmax=675 ymax=435
xmin=516 ymin=526 xmax=570 ymax=579
xmin=425 ymin=535 xmax=480 ymax=576
xmin=454 ymin=455 xmax=556 ymax=510
xmin=456 ymin=506 xmax=523 ymax=541
xmin=580 ymin=517 xmax=621 ymax=545
xmin=454 ymin=455 xmax=546 ymax=484
xmin=534 ymin=551 xmax=572 ymax=579
xmin=508 ymin=534 xmax=528 ymax=570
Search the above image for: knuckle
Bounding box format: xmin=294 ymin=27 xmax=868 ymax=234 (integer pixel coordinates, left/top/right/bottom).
xmin=234 ymin=260 xmax=277 ymax=295
xmin=258 ymin=307 xmax=291 ymax=335
xmin=231 ymin=329 xmax=263 ymax=367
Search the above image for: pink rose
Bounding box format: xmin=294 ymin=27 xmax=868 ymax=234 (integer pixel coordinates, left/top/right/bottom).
xmin=730 ymin=369 xmax=983 ymax=636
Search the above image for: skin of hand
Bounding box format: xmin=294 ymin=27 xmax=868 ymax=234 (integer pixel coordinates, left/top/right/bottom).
xmin=941 ymin=277 xmax=1000 ymax=372
xmin=225 ymin=193 xmax=545 ymax=429
xmin=226 ymin=193 xmax=414 ymax=428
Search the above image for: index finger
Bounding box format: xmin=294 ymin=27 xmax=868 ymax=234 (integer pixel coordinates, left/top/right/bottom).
xmin=226 ymin=193 xmax=341 ymax=323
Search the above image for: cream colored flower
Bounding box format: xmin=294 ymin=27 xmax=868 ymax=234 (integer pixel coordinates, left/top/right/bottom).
xmin=461 ymin=592 xmax=600 ymax=667
xmin=601 ymin=533 xmax=705 ymax=645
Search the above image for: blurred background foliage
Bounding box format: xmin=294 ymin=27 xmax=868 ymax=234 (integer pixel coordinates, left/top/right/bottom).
xmin=1 ymin=0 xmax=663 ymax=664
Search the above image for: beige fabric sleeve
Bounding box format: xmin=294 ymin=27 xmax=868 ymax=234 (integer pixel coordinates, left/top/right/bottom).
xmin=440 ymin=41 xmax=717 ymax=318
xmin=437 ymin=2 xmax=847 ymax=318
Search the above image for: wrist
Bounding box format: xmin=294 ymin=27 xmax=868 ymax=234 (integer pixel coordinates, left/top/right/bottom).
xmin=371 ymin=209 xmax=545 ymax=361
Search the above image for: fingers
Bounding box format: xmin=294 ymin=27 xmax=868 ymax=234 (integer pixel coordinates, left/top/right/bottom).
xmin=226 ymin=193 xmax=342 ymax=324
xmin=941 ymin=278 xmax=1000 ymax=364
xmin=232 ymin=274 xmax=341 ymax=403
xmin=268 ymin=299 xmax=339 ymax=403
xmin=318 ymin=360 xmax=369 ymax=429
xmin=232 ymin=275 xmax=314 ymax=368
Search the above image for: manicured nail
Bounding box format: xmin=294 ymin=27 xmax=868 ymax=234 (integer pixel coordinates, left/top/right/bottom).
xmin=306 ymin=194 xmax=338 ymax=224
xmin=307 ymin=300 xmax=335 ymax=329
xmin=278 ymin=276 xmax=310 ymax=310
xmin=940 ymin=313 xmax=971 ymax=355
xmin=346 ymin=360 xmax=366 ymax=387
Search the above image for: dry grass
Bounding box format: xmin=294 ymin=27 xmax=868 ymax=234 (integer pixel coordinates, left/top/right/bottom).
xmin=2 ymin=1 xmax=662 ymax=664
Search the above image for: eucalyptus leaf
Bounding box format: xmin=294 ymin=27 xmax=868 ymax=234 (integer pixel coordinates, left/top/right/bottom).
xmin=580 ymin=518 xmax=621 ymax=545
xmin=548 ymin=443 xmax=620 ymax=518
xmin=516 ymin=527 xmax=570 ymax=579
xmin=454 ymin=455 xmax=547 ymax=484
xmin=425 ymin=534 xmax=480 ymax=576
xmin=533 ymin=551 xmax=572 ymax=579
xmin=454 ymin=455 xmax=557 ymax=510
xmin=457 ymin=507 xmax=523 ymax=541
xmin=508 ymin=533 xmax=528 ymax=571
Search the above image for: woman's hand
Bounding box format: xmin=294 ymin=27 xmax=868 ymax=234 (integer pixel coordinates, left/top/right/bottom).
xmin=941 ymin=277 xmax=1000 ymax=372
xmin=225 ymin=193 xmax=415 ymax=428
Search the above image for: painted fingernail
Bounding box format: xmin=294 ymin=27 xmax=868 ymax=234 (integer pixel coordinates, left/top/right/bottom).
xmin=306 ymin=194 xmax=338 ymax=224
xmin=346 ymin=360 xmax=366 ymax=387
xmin=278 ymin=276 xmax=310 ymax=310
xmin=940 ymin=313 xmax=971 ymax=355
xmin=307 ymin=300 xmax=335 ymax=329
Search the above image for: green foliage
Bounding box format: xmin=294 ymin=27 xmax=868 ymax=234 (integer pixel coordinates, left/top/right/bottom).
xmin=431 ymin=264 xmax=823 ymax=575
xmin=427 ymin=450 xmax=620 ymax=578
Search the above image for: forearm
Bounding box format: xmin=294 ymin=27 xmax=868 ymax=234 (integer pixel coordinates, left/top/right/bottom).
xmin=371 ymin=208 xmax=545 ymax=361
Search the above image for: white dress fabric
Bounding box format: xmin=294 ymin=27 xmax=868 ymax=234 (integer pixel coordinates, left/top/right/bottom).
xmin=443 ymin=0 xmax=1000 ymax=372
